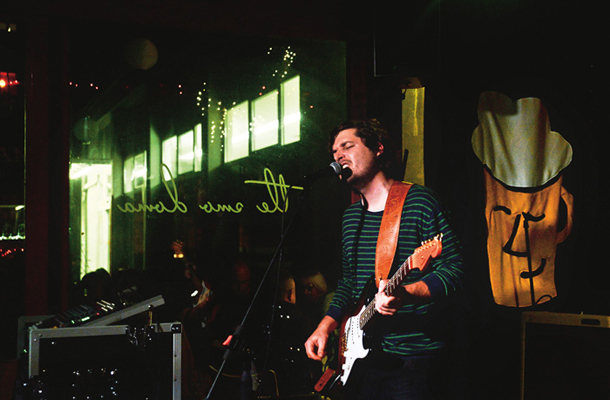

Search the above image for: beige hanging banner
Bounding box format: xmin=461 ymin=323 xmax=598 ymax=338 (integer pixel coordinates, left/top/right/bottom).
xmin=472 ymin=91 xmax=574 ymax=307
xmin=402 ymin=83 xmax=425 ymax=185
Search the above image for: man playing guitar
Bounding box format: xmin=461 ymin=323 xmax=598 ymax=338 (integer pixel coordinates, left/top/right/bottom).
xmin=304 ymin=119 xmax=465 ymax=399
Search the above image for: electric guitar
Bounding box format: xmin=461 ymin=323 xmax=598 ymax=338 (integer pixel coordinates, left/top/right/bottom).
xmin=338 ymin=234 xmax=443 ymax=387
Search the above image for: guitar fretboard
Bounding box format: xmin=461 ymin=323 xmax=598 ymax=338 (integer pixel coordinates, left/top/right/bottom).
xmin=358 ymin=234 xmax=442 ymax=330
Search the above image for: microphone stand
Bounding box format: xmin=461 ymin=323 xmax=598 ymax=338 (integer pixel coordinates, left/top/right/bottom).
xmin=205 ymin=182 xmax=312 ymax=400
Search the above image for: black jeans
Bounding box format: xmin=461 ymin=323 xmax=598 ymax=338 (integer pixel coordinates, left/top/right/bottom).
xmin=346 ymin=353 xmax=446 ymax=400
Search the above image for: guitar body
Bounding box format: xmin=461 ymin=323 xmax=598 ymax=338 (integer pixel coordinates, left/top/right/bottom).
xmin=339 ymin=279 xmax=377 ymax=387
xmin=336 ymin=234 xmax=443 ymax=388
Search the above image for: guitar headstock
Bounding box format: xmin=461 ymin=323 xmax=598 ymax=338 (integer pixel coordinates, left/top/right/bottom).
xmin=410 ymin=233 xmax=443 ymax=272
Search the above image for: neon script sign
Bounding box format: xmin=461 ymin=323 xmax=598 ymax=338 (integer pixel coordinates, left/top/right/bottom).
xmin=116 ymin=164 xmax=303 ymax=215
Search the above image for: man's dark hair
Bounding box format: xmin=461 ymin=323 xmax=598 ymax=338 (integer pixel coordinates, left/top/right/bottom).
xmin=329 ymin=119 xmax=401 ymax=179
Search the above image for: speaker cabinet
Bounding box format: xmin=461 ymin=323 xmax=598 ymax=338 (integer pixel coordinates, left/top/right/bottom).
xmin=520 ymin=312 xmax=610 ymax=399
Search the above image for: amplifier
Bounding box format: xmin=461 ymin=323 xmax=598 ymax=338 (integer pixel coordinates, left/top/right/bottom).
xmin=27 ymin=322 xmax=181 ymax=400
xmin=520 ymin=311 xmax=610 ymax=400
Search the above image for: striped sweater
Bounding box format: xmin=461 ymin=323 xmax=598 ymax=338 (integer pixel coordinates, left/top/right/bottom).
xmin=326 ymin=184 xmax=465 ymax=357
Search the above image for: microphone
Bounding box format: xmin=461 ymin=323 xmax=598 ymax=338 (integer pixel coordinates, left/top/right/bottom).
xmin=300 ymin=162 xmax=344 ymax=186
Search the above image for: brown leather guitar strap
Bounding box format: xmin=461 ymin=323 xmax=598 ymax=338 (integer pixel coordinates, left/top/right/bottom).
xmin=375 ymin=181 xmax=412 ymax=287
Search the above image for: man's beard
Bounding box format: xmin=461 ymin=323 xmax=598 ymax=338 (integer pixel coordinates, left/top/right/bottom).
xmin=344 ymin=168 xmax=378 ymax=192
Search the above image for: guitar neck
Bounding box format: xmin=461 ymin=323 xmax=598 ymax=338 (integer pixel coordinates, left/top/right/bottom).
xmin=357 ymin=233 xmax=442 ymax=330
xmin=358 ymin=256 xmax=412 ymax=330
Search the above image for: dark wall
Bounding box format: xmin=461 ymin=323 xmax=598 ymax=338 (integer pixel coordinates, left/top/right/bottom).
xmin=2 ymin=1 xmax=608 ymax=397
xmin=367 ymin=2 xmax=607 ymax=397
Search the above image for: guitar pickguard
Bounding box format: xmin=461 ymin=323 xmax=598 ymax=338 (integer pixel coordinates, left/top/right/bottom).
xmin=340 ymin=305 xmax=370 ymax=386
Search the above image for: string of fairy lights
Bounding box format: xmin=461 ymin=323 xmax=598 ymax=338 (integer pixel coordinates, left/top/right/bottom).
xmin=198 ymin=45 xmax=298 ymax=155
xmin=270 ymin=46 xmax=297 ymax=79
xmin=67 ymin=45 xmax=297 ymax=157
xmin=0 ymin=246 xmax=24 ymax=258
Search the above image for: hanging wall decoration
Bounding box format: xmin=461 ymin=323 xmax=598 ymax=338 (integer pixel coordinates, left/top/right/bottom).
xmin=472 ymin=91 xmax=574 ymax=307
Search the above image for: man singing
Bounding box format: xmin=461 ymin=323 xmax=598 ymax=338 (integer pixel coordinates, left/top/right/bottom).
xmin=305 ymin=119 xmax=465 ymax=399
